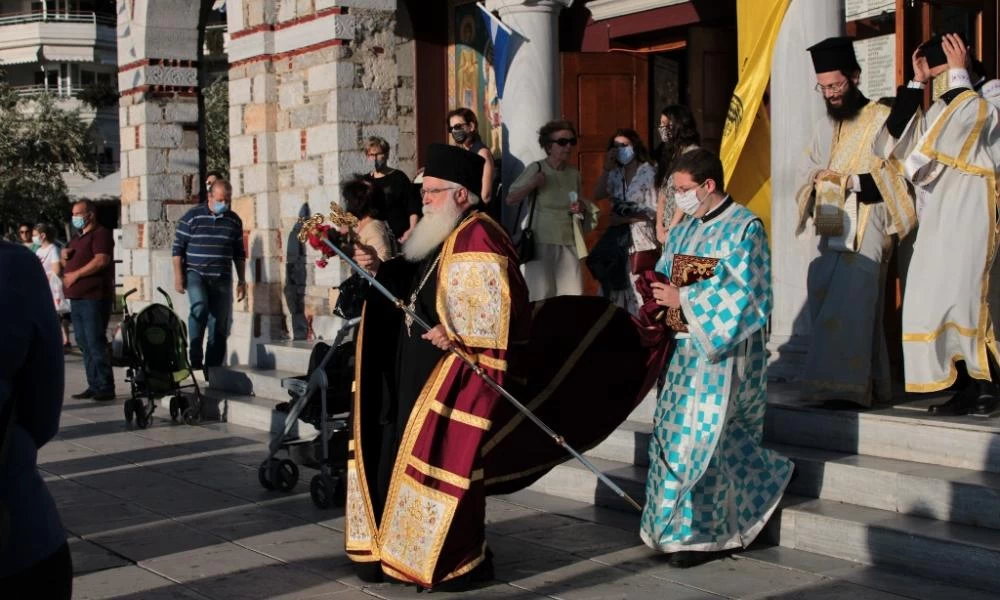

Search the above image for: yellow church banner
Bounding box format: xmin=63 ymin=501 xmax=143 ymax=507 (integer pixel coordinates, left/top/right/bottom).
xmin=720 ymin=0 xmax=790 ymax=235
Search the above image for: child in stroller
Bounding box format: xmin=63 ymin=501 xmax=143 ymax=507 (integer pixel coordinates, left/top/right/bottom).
xmin=258 ymin=318 xmax=358 ymax=509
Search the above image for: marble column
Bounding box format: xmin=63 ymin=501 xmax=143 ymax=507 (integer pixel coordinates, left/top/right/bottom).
xmin=485 ymin=0 xmax=569 ymax=228
xmin=767 ymin=0 xmax=844 ymax=379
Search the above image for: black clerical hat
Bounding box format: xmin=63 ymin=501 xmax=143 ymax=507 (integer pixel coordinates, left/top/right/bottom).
xmin=423 ymin=143 xmax=485 ymax=195
xmin=807 ymin=36 xmax=860 ymax=74
xmin=918 ymin=34 xmax=971 ymax=69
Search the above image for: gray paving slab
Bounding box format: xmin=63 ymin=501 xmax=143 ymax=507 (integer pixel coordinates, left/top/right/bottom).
xmin=72 ymin=565 xmax=211 ymax=600
xmin=509 ymin=521 xmax=642 ymax=557
xmin=753 ymin=579 xmax=913 ymax=600
xmin=87 ymin=519 xmax=225 ymax=564
xmin=69 ymin=536 xmax=132 ymax=575
xmin=510 ymin=558 xmax=725 ymax=600
xmin=820 ymin=565 xmax=1000 ymax=600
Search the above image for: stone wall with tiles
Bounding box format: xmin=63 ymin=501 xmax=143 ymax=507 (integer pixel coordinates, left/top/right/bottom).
xmin=116 ymin=0 xmax=203 ymax=328
xmin=118 ymin=0 xmax=415 ymax=366
xmin=225 ymin=0 xmax=414 ymax=353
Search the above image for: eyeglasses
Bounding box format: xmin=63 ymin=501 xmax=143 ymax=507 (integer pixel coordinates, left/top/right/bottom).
xmin=814 ymin=80 xmax=849 ymax=94
xmin=367 ymin=153 xmax=386 ymax=159
xmin=550 ymin=138 xmax=577 ymax=147
xmin=448 ymin=123 xmax=468 ymax=132
xmin=420 ymin=186 xmax=458 ymax=198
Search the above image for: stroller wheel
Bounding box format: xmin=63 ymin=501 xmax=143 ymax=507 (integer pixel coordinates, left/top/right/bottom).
xmin=124 ymin=399 xmax=135 ymax=425
xmin=169 ymin=397 xmax=180 ymax=421
xmin=258 ymin=460 xmax=276 ymax=491
xmin=270 ymin=459 xmax=299 ymax=492
xmin=182 ymin=406 xmax=201 ymax=425
xmin=135 ymin=409 xmax=150 ymax=429
xmin=310 ymin=473 xmax=345 ymax=509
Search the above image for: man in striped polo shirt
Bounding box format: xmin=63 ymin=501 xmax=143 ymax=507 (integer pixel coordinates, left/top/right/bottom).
xmin=172 ymin=178 xmax=247 ymax=370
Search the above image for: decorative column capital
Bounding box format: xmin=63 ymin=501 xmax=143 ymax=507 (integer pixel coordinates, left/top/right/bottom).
xmin=484 ymin=0 xmax=573 ymax=17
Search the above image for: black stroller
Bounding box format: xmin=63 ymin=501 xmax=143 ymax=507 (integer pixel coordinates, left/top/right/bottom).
xmin=258 ymin=318 xmax=359 ymax=509
xmin=116 ymin=287 xmax=204 ymax=428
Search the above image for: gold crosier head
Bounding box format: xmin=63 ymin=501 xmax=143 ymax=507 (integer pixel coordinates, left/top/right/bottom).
xmin=295 ymin=202 xmax=360 ymax=244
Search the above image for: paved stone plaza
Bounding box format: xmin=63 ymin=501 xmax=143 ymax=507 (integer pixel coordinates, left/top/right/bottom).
xmin=48 ymin=357 xmax=991 ymax=600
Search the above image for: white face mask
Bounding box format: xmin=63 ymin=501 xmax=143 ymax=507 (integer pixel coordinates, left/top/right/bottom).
xmin=675 ymin=182 xmax=705 ymax=216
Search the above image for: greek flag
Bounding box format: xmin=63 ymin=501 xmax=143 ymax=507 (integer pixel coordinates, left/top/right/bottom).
xmin=477 ymin=4 xmax=513 ymax=99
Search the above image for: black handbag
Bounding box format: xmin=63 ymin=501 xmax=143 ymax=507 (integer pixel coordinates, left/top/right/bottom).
xmin=333 ymin=273 xmax=369 ymax=319
xmin=517 ymin=163 xmax=540 ymax=264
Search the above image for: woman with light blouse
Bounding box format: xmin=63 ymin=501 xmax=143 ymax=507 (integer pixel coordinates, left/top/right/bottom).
xmin=591 ymin=128 xmax=659 ymax=315
xmin=507 ymin=120 xmax=596 ymax=301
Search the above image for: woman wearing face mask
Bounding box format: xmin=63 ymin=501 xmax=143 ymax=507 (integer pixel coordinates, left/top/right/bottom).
xmin=363 ymin=136 xmax=419 ymax=243
xmin=655 ymin=105 xmax=701 ymax=243
xmin=447 ymin=108 xmax=496 ymax=207
xmin=590 ymin=128 xmax=658 ymax=315
xmin=507 ymin=120 xmax=597 ymax=301
xmin=34 ymin=224 xmax=71 ymax=351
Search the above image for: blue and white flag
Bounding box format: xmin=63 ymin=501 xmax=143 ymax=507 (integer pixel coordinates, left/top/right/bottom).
xmin=477 ymin=4 xmax=513 ymax=99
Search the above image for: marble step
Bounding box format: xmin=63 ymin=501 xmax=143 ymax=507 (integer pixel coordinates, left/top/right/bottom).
xmin=256 ymin=340 xmax=318 ymax=372
xmin=765 ymin=400 xmax=1000 ymax=474
xmin=153 ymin=389 xmax=317 ymax=439
xmin=207 ymin=365 xmax=301 ymax=401
xmin=525 ymin=455 xmax=647 ymax=514
xmin=775 ymin=495 xmax=1000 ymax=594
xmin=588 ymin=422 xmax=1000 ymax=530
xmin=776 ymin=443 xmax=1000 ymax=531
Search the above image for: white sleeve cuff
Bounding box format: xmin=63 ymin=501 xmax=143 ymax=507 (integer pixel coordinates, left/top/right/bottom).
xmin=907 ymin=80 xmax=926 ymax=89
xmin=849 ymin=175 xmax=861 ymax=192
xmin=948 ymin=68 xmax=972 ymax=90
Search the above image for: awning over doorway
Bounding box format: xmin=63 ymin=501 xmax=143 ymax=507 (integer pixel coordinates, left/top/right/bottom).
xmin=42 ymin=44 xmax=95 ymax=62
xmin=70 ymin=170 xmax=119 ymax=201
xmin=0 ymin=46 xmax=41 ymax=64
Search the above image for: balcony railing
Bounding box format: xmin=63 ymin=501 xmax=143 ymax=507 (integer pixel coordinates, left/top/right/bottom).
xmin=12 ymin=84 xmax=85 ymax=98
xmin=0 ymin=11 xmax=115 ymax=27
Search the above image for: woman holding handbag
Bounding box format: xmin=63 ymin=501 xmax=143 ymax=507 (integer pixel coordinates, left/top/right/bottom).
xmin=507 ymin=120 xmax=596 ymax=301
xmin=591 ymin=128 xmax=659 ymax=315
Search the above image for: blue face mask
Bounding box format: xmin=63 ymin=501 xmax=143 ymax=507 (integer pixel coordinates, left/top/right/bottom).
xmin=71 ymin=216 xmax=86 ymax=230
xmin=212 ymin=201 xmax=228 ymax=214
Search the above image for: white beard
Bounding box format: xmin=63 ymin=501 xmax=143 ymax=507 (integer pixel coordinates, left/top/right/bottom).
xmin=402 ymin=197 xmax=464 ymax=262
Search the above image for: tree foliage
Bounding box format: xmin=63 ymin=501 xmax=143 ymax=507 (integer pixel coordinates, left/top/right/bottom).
xmin=0 ymin=76 xmax=94 ymax=238
xmin=204 ymin=75 xmax=230 ymax=178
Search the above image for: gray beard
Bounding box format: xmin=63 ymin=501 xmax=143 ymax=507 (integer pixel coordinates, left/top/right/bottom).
xmin=402 ymin=200 xmax=464 ymax=262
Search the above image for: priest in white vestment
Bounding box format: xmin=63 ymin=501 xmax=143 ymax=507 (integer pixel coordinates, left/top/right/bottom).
xmin=795 ymin=37 xmax=917 ymax=408
xmin=874 ymin=33 xmax=1000 ymax=417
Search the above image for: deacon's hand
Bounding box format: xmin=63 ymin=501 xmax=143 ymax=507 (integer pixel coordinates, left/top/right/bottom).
xmin=814 ymin=169 xmax=838 ymax=183
xmin=421 ymin=325 xmax=452 ymax=351
xmin=912 ymin=47 xmax=930 ymax=83
xmin=353 ymin=242 xmax=380 ymax=273
xmin=943 ymin=33 xmax=968 ymax=70
xmin=651 ymin=282 xmax=681 ymax=308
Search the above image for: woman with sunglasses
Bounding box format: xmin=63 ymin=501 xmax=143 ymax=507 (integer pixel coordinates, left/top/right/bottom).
xmin=507 ymin=120 xmax=596 ymax=301
xmin=447 ymin=108 xmax=495 ymax=207
xmin=591 ymin=128 xmax=658 ymax=315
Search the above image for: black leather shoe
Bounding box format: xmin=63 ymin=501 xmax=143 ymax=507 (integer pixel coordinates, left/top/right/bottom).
xmin=928 ymin=386 xmax=976 ymax=416
xmin=71 ymin=390 xmax=95 ymax=400
xmin=972 ymin=394 xmax=1000 ymax=417
xmin=667 ymin=549 xmax=735 ymax=568
xmin=92 ymin=391 xmax=116 ymax=401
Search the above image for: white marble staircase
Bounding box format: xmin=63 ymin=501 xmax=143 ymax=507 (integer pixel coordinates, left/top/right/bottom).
xmin=200 ymin=342 xmax=1000 ymax=593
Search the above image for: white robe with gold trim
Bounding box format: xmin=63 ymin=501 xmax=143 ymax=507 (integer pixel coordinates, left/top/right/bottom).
xmin=874 ymin=90 xmax=1000 ymax=392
